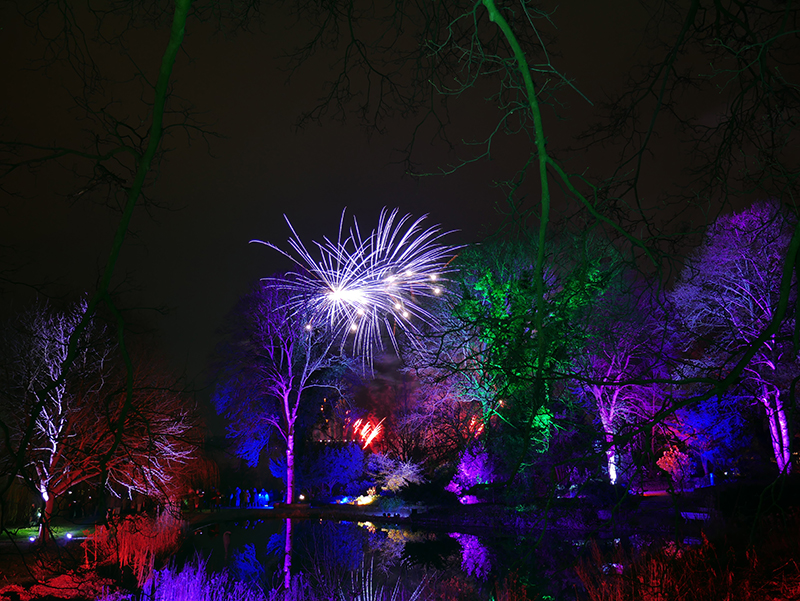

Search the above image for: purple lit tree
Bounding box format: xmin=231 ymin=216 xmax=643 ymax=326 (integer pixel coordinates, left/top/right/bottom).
xmin=574 ymin=334 xmax=659 ymax=485
xmin=671 ymin=201 xmax=797 ymax=474
xmin=573 ymin=285 xmax=670 ymax=485
xmin=214 ymin=282 xmax=345 ymax=504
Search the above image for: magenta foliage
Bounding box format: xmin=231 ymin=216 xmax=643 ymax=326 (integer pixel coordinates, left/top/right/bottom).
xmin=446 ymin=445 xmax=496 ymax=502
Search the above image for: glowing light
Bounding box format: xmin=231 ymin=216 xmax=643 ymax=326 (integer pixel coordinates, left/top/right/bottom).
xmin=253 ymin=208 xmax=458 ymax=365
xmin=299 ymin=494 xmax=306 ymax=501
xmin=66 ymin=533 xmax=73 ymax=540
xmin=29 ymin=536 xmax=35 ymax=542
xmin=305 ymin=324 xmax=312 ymax=331
xmin=357 ymin=521 xmax=377 ymax=533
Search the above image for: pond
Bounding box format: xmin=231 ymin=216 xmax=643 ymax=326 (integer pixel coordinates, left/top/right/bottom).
xmin=190 ymin=514 xmax=661 ymax=600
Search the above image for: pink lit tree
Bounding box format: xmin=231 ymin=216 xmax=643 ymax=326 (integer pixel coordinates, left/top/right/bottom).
xmin=671 ymin=201 xmax=797 ymax=474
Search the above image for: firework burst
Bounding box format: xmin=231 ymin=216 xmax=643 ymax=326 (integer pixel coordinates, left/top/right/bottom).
xmin=252 ymin=208 xmax=457 ymax=365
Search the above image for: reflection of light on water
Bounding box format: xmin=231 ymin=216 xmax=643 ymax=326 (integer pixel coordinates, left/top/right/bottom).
xmin=357 ymin=521 xmax=377 ymax=533
xmin=450 ymin=532 xmax=492 ymax=580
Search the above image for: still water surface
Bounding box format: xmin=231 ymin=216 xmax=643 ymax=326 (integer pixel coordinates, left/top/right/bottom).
xmin=191 ymin=516 xmax=611 ymax=599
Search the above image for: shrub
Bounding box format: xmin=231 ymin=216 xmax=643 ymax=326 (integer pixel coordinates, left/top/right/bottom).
xmin=445 ymin=444 xmax=496 ymax=500
xmin=367 ymin=454 xmax=425 ymax=494
xmin=657 ymin=446 xmax=693 ymax=487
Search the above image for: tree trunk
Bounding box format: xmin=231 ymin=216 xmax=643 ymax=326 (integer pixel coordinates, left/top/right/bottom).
xmin=763 ymin=388 xmax=792 ymax=474
xmin=767 ymin=404 xmax=791 ymax=474
xmin=285 ymin=432 xmax=295 ymax=504
xmin=604 ymin=431 xmax=618 ymax=485
xmin=38 ymin=494 xmax=55 ymax=544
xmin=599 ymin=409 xmax=618 ymax=485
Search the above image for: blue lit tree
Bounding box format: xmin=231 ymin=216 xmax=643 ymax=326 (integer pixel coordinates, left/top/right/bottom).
xmin=666 ymin=393 xmax=752 ymax=476
xmin=213 ymin=281 xmax=346 ymax=504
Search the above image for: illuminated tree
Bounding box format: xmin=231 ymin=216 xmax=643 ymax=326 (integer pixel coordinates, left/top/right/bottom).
xmin=0 ymin=0 xmax=197 ymax=548
xmin=408 ymin=234 xmax=617 ymax=485
xmin=408 ymin=239 xmax=554 ymax=480
xmin=572 ymin=283 xmax=671 ymax=485
xmin=213 ymin=281 xmax=346 ymax=504
xmin=666 ymin=393 xmax=751 ymax=476
xmin=0 ymin=301 xmax=201 ymax=542
xmin=671 ymin=201 xmax=797 ymax=474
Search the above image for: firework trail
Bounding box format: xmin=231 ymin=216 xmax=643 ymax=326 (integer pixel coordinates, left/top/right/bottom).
xmin=252 ymin=208 xmax=457 ymax=365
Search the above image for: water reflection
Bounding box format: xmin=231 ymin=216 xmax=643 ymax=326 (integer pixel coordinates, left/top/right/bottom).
xmin=193 ymin=518 xmax=587 ymax=599
xmin=282 ymin=518 xmax=292 ymax=589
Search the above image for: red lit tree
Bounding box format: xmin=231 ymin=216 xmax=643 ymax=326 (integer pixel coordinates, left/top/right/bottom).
xmin=0 ymin=301 xmax=202 ymax=542
xmin=671 ymin=201 xmax=796 ymax=474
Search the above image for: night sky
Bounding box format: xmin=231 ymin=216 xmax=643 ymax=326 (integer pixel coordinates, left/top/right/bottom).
xmin=1 ymin=1 xmax=686 ymax=384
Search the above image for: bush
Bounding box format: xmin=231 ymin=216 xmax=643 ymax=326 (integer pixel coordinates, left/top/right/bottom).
xmin=657 ymin=446 xmax=693 ymax=488
xmin=367 ymin=453 xmax=425 ymax=494
xmin=445 ymin=444 xmax=496 ymax=500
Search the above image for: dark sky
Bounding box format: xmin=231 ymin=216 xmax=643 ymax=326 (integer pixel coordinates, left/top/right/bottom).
xmin=1 ymin=1 xmax=669 ymax=383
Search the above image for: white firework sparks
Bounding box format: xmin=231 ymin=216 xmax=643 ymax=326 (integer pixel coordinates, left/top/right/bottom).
xmin=252 ymin=208 xmax=457 ymax=365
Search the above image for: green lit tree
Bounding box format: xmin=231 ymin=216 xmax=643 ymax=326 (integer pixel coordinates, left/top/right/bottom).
xmin=409 ymin=233 xmax=619 ymax=485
